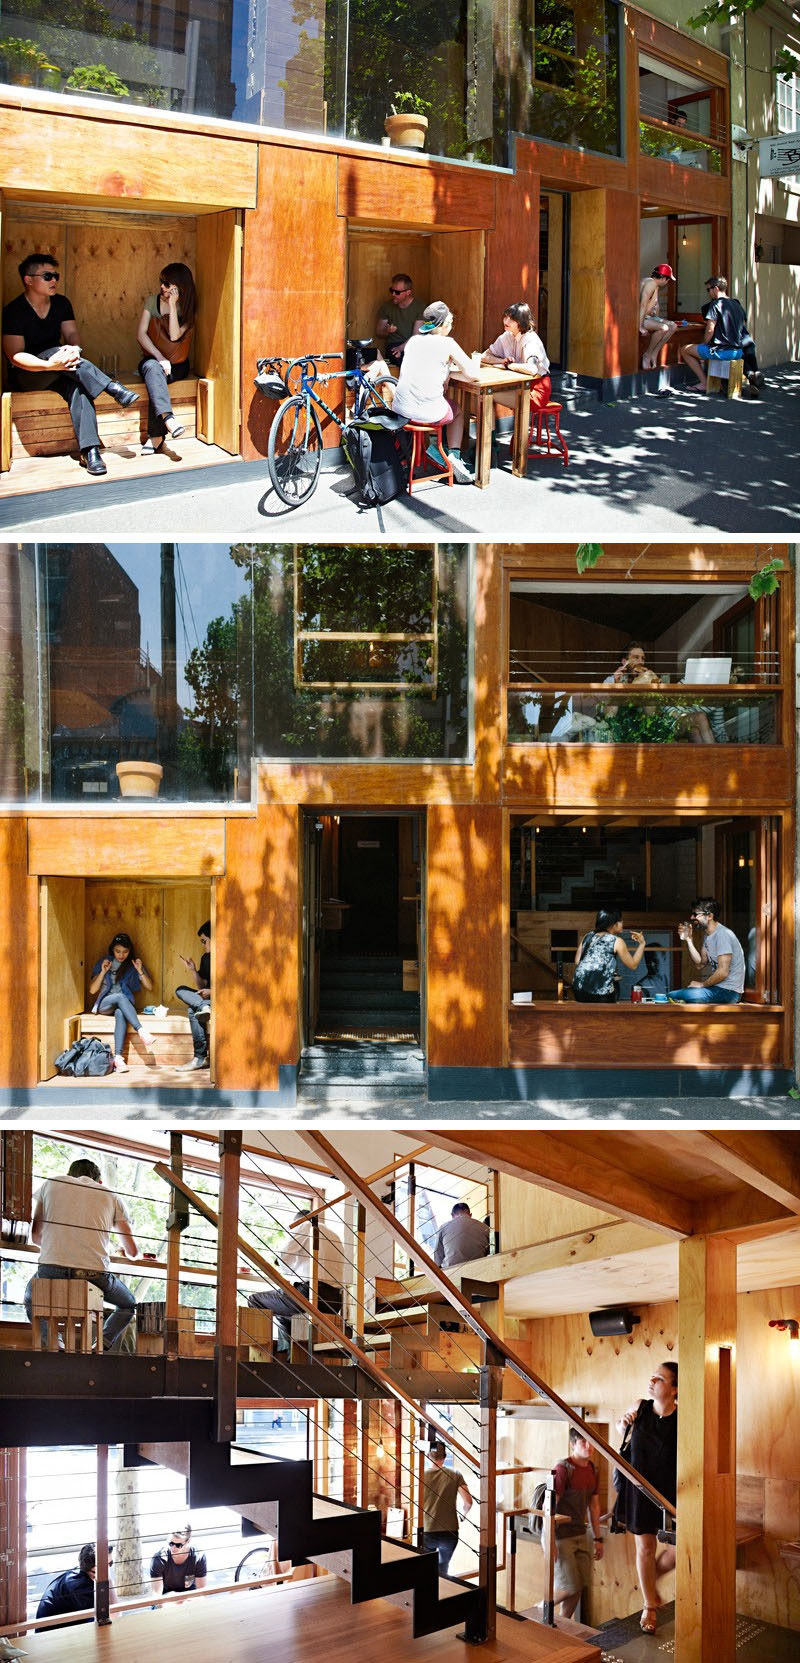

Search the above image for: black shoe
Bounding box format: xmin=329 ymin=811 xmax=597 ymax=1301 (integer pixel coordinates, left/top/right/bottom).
xmin=80 ymin=446 xmax=107 ymax=476
xmin=107 ymin=380 xmax=139 ymax=408
xmin=748 ymin=371 xmax=765 ymax=388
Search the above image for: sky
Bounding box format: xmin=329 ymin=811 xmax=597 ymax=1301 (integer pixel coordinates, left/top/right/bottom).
xmin=106 ymin=544 xmax=251 ymax=706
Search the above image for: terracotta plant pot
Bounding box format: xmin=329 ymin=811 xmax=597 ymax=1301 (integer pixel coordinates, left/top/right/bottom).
xmin=116 ymin=760 xmax=163 ymax=797
xmin=384 ymin=112 xmax=428 ymax=151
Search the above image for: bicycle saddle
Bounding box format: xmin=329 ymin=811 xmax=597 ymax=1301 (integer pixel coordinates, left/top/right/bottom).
xmin=348 ymin=337 xmax=374 ymax=349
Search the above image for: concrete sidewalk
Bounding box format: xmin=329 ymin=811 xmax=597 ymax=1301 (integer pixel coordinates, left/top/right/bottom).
xmin=3 ymin=365 xmax=799 ymax=537
xmin=2 ymin=1093 xmax=795 ymax=1123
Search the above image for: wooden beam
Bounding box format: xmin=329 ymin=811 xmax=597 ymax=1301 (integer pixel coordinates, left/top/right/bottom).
xmin=419 ymin=1132 xmax=693 ymax=1238
xmin=685 ymin=1131 xmax=800 ymax=1216
xmin=675 ymin=1236 xmax=737 ymax=1663
xmin=690 ymin=1187 xmax=795 ymax=1239
xmin=405 ymin=1220 xmax=673 ymax=1289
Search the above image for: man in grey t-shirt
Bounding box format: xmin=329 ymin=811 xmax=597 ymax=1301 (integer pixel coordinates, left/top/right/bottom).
xmin=432 ymin=1204 xmax=490 ymax=1269
xmin=669 ymin=897 xmax=745 ymax=1004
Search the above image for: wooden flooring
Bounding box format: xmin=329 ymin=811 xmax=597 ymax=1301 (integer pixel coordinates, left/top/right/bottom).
xmin=13 ymin=1576 xmax=600 ymax=1661
xmin=0 ymin=436 xmax=236 ymax=497
xmin=46 ymin=1060 xmax=210 ymax=1088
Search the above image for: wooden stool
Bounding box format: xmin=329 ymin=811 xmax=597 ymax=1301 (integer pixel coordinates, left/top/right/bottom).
xmin=31 ymin=1277 xmax=104 ymax=1353
xmin=404 ymin=420 xmax=453 ymax=492
xmin=706 ymin=355 xmax=743 ymax=398
xmin=528 ymin=402 xmax=569 ymax=467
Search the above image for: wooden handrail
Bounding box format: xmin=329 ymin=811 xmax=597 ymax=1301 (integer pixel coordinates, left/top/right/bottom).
xmin=303 ymin=1134 xmax=676 ymax=1522
xmin=0 ymin=1571 xmax=290 ymax=1638
xmin=152 ymin=1164 xmax=480 ymax=1473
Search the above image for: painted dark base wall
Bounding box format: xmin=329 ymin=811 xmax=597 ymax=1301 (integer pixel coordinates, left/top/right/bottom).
xmin=427 ymin=1066 xmax=797 ymax=1101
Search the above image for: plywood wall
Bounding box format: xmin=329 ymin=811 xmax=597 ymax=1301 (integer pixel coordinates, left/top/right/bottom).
xmin=41 ymin=877 xmax=85 ymax=1074
xmin=568 ymin=190 xmax=606 ymax=381
xmin=347 ymin=230 xmax=432 ymax=342
xmin=426 ymin=805 xmax=504 ymax=1069
xmin=499 ymin=1174 xmax=617 ymax=1252
xmin=429 ymin=230 xmax=485 ymax=354
xmin=0 ymin=817 xmax=39 ymax=1089
xmin=3 ymin=210 xmax=197 ymax=378
xmin=215 ymin=805 xmax=300 ymax=1090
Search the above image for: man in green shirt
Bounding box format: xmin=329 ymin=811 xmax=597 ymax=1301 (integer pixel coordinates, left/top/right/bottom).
xmin=375 ymin=273 xmax=426 ymax=368
xmin=422 ymin=1440 xmax=473 ymax=1573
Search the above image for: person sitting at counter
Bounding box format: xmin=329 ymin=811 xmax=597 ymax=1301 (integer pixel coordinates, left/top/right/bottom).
xmin=670 ymin=899 xmax=745 ymax=1003
xmin=572 ymin=909 xmax=647 ymax=1003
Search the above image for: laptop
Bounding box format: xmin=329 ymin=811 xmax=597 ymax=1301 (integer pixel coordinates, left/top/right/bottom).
xmin=683 ymin=655 xmax=732 ymax=685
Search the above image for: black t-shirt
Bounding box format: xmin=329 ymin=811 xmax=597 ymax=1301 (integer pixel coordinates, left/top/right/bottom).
xmin=704 ymin=295 xmax=745 ymax=350
xmin=2 ymin=292 xmax=76 ymax=363
xmin=36 ymin=1566 xmax=94 ymax=1619
xmin=150 ymin=1546 xmax=207 ymax=1592
xmin=198 ymin=950 xmax=211 ymax=988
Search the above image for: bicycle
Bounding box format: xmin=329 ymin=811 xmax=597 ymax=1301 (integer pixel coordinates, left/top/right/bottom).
xmin=254 ymin=339 xmax=397 ymax=506
xmin=234 ymin=1541 xmax=291 ymax=1586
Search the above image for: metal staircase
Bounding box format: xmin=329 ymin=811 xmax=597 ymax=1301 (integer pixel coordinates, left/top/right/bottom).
xmin=128 ymin=1436 xmax=481 ymax=1639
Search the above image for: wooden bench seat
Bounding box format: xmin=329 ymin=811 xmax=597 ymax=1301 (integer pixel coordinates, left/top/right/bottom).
xmin=1 ymin=376 xmax=215 ymax=468
xmin=66 ymin=1011 xmax=197 ymax=1068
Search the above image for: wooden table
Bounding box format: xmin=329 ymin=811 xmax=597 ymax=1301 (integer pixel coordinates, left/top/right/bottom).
xmin=449 ymin=365 xmax=537 ymax=488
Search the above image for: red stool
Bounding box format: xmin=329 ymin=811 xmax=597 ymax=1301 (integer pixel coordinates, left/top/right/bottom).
xmin=528 ymin=401 xmax=569 ymax=468
xmin=404 ymin=420 xmax=453 ymax=493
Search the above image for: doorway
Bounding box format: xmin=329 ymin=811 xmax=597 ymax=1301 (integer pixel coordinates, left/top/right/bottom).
xmin=538 ymin=192 xmax=570 ymax=370
xmin=302 ymin=810 xmax=425 ymax=1048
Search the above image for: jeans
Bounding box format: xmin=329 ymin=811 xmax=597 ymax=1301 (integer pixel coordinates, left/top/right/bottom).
xmin=175 ymin=985 xmax=209 ymax=1058
xmin=669 ymin=985 xmax=742 ymax=1004
xmin=249 ymin=1280 xmax=342 ymax=1350
xmin=423 ymin=1531 xmax=458 ymax=1574
xmin=25 ymin=1264 xmax=136 ymax=1348
xmin=12 ymin=346 xmax=113 ymax=450
xmin=96 ymin=988 xmax=142 ymax=1055
xmin=138 ymin=356 xmax=190 ymax=437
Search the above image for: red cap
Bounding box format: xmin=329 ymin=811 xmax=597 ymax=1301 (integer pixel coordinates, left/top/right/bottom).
xmin=654 ymin=264 xmax=675 ymax=279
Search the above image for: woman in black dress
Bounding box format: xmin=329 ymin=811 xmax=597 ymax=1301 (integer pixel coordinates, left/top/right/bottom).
xmin=616 ymin=1361 xmax=677 ymax=1634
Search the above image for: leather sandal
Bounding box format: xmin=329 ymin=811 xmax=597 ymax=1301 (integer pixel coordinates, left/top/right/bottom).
xmin=640 ymin=1607 xmax=658 ymax=1634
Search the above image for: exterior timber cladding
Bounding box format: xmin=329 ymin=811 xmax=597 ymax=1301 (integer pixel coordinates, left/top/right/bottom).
xmin=0 ymin=547 xmax=794 ymax=1104
xmin=0 ymin=4 xmax=731 ymax=446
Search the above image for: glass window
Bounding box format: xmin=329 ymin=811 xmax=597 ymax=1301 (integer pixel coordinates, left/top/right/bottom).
xmin=512 ymin=0 xmax=621 ymax=158
xmin=0 ymin=0 xmax=497 ymax=161
xmin=252 ymin=547 xmax=471 ymax=759
xmin=0 ymin=546 xmax=254 ymax=802
xmin=509 ymin=817 xmax=777 ymax=1004
xmin=638 ymin=56 xmax=725 ymax=175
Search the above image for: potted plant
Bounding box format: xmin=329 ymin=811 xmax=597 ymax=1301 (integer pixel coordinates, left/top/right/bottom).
xmin=384 ymin=91 xmax=431 ymax=150
xmin=116 ymin=760 xmax=163 ymax=797
xmin=65 ymin=63 xmax=130 ymax=99
xmin=0 ymin=37 xmax=50 ymax=87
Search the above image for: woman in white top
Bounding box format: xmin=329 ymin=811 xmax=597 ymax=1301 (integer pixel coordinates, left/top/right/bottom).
xmin=482 ymin=302 xmax=551 ymax=432
xmin=391 ymin=300 xmax=481 ymax=483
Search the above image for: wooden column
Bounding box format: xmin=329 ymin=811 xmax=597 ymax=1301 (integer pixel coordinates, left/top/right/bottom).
xmin=164 ymin=1132 xmax=184 ymax=1362
xmin=0 ymin=1448 xmax=26 ymax=1631
xmin=215 ymin=1131 xmax=242 ymax=1443
xmin=675 ymin=1235 xmax=737 ymax=1662
xmin=95 ymin=1445 xmax=111 ymax=1625
xmin=474 ymin=1341 xmax=502 ymax=1643
xmin=342 ymin=1400 xmax=358 ymax=1505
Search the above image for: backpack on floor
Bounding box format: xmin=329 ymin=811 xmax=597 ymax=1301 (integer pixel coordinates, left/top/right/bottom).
xmin=54 ymin=1035 xmax=115 ymax=1077
xmin=341 ymin=415 xmax=409 ymax=508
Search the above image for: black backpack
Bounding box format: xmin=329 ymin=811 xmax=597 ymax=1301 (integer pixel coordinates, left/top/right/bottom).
xmin=54 ymin=1036 xmax=115 ymax=1077
xmin=341 ymin=414 xmax=409 ymax=508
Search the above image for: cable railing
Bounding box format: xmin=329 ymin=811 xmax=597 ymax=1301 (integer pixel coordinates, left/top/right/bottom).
xmin=509 ymin=646 xmax=780 ymax=684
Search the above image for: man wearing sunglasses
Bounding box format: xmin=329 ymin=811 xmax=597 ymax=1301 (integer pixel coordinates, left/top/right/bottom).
xmin=150 ymin=1523 xmax=207 ymax=1599
xmin=2 ymin=252 xmax=139 ymax=477
xmin=375 ymin=272 xmax=426 ymax=366
xmin=670 ymin=897 xmax=745 ymax=1004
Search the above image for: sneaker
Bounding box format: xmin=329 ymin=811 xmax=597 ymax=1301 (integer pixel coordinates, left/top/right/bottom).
xmin=178 ymin=1054 xmax=209 ymax=1071
xmin=425 ymin=440 xmax=448 ymax=469
xmin=198 ymin=1003 xmax=211 ymax=1018
xmin=138 ymin=1025 xmax=155 ymax=1050
xmin=114 ymin=1054 xmax=129 ymax=1073
xmin=449 ymin=452 xmax=474 ymax=485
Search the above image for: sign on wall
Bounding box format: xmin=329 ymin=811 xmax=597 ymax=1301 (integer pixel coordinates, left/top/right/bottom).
xmin=759 ymin=132 xmax=800 ymax=177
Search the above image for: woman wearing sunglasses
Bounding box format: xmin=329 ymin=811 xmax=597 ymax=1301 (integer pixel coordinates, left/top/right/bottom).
xmin=136 ymin=263 xmax=196 ymax=453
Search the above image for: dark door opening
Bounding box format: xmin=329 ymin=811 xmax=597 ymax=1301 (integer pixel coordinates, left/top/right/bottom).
xmin=302 ymin=811 xmax=424 ymax=1048
xmin=539 ymin=192 xmax=570 ymax=372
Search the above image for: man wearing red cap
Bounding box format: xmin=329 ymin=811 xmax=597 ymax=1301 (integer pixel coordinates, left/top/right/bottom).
xmin=639 ymin=265 xmax=677 ymax=370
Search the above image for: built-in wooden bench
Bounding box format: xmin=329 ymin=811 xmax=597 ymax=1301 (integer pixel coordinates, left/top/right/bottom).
xmin=1 ymin=376 xmax=215 ymax=469
xmin=31 ymin=1277 xmax=104 ymax=1353
xmin=65 ymin=1011 xmax=198 ymax=1068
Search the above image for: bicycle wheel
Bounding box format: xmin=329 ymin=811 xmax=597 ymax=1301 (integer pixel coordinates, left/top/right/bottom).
xmin=234 ymin=1544 xmax=279 ymax=1584
xmin=360 ymin=374 xmax=397 ymax=416
xmin=267 ymin=396 xmax=323 ymax=506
